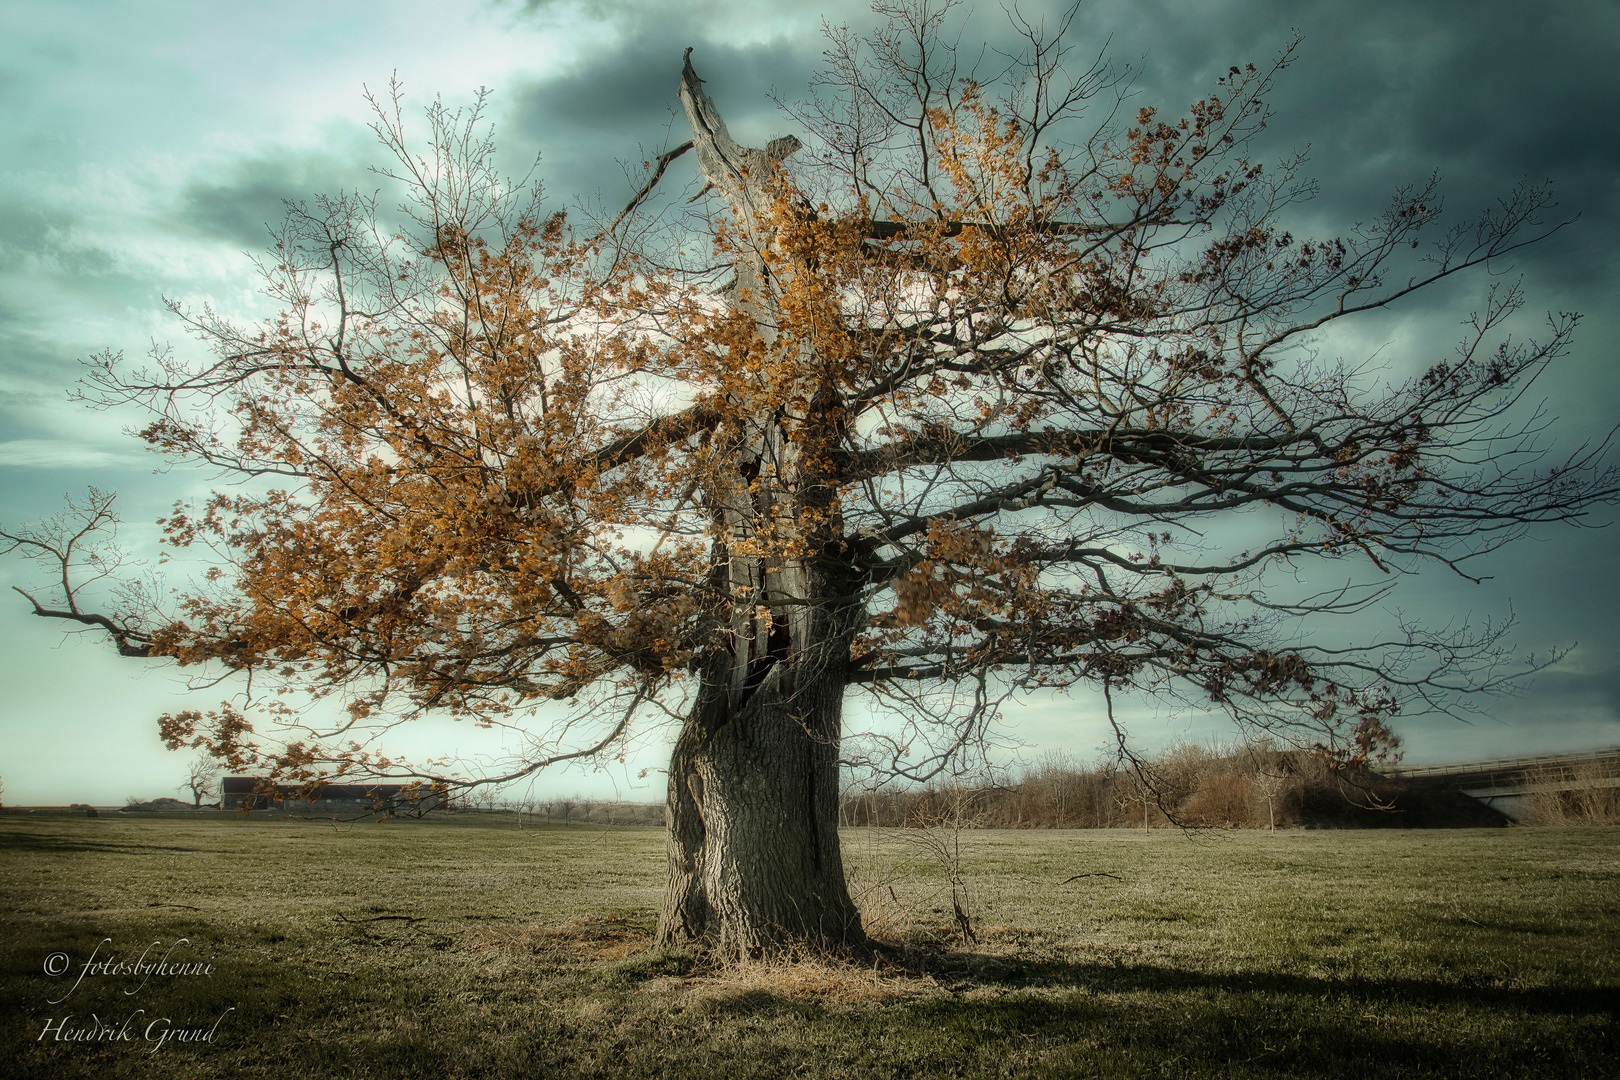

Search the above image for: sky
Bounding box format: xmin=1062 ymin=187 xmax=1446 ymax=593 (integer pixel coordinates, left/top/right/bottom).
xmin=2 ymin=0 xmax=1618 ymax=806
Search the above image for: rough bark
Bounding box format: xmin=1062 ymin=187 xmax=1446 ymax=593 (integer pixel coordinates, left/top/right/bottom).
xmin=653 ymin=418 xmax=867 ymax=955
xmin=656 ymin=616 xmax=864 ymax=956
xmin=653 ymin=52 xmax=865 ymax=957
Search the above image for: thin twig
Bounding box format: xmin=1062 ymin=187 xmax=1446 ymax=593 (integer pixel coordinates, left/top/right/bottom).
xmin=591 ymin=141 xmax=695 ymax=244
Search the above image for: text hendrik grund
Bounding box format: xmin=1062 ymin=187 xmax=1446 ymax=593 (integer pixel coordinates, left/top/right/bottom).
xmin=38 ymin=1009 xmax=235 ymax=1053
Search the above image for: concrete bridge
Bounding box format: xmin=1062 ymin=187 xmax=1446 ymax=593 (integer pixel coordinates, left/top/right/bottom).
xmin=1387 ymin=748 xmax=1620 ymax=821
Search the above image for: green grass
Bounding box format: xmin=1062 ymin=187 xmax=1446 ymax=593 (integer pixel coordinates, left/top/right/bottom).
xmin=1 ymin=812 xmax=1615 ymax=1078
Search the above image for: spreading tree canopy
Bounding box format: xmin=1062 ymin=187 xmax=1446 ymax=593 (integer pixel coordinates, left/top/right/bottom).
xmin=4 ymin=2 xmax=1613 ymax=955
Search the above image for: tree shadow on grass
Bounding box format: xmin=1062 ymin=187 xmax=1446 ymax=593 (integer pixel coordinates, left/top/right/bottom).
xmin=0 ymin=830 xmax=208 ymax=856
xmin=898 ymin=943 xmax=1620 ymax=1019
xmin=584 ymin=932 xmax=1615 ymax=1078
xmin=893 ymin=989 xmax=1613 ymax=1079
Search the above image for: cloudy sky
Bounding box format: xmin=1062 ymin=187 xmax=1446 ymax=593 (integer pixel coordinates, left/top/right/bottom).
xmin=2 ymin=0 xmax=1617 ymax=805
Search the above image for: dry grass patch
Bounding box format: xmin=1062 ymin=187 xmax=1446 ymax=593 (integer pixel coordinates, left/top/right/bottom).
xmin=463 ymin=912 xmax=930 ymax=1007
xmin=462 ymin=913 xmax=651 ymax=964
xmin=680 ymin=952 xmax=925 ymax=1008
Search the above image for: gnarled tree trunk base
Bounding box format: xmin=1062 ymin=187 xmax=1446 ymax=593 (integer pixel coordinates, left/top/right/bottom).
xmin=654 ymin=678 xmax=865 ymax=959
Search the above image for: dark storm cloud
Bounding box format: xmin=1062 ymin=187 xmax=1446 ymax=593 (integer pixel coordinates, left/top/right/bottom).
xmin=0 ymin=326 xmax=74 ymax=387
xmin=504 ymin=0 xmax=1618 ymax=298
xmin=1522 ymin=666 xmax=1620 ymax=719
xmin=0 ymin=202 xmax=111 ymax=279
xmin=511 ymin=35 xmax=819 ymax=206
xmin=1070 ymin=0 xmax=1620 ymax=298
xmin=174 ymin=144 xmax=374 ymax=249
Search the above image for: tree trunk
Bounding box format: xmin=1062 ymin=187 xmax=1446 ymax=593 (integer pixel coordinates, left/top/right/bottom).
xmin=650 ymin=394 xmax=867 ymax=956
xmin=654 ymin=406 xmax=865 ymax=955
xmin=655 ymin=646 xmax=864 ymax=956
xmin=652 ymin=52 xmax=866 ymax=958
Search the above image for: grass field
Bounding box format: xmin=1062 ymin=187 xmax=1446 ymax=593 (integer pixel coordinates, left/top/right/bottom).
xmin=1 ymin=813 xmax=1616 ymax=1078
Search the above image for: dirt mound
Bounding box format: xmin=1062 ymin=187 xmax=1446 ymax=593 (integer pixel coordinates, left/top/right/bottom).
xmin=125 ymin=797 xmax=197 ymax=811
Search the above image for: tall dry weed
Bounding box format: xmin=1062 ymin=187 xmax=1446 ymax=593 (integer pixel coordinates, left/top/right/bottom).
xmin=1528 ymin=762 xmax=1620 ymax=824
xmin=1180 ymin=772 xmax=1254 ymax=827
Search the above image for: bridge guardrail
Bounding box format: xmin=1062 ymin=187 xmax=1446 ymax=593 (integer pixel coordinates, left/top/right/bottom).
xmin=1386 ymin=748 xmax=1620 ymax=790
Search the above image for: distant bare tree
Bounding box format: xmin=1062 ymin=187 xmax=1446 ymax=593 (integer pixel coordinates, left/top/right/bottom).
xmin=182 ymin=753 xmax=219 ymax=808
xmin=1248 ymin=741 xmax=1293 ymax=831
xmin=905 ymin=779 xmax=987 ymax=945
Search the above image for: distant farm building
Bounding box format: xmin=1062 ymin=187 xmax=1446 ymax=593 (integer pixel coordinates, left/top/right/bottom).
xmin=221 ymin=777 xmax=447 ymax=813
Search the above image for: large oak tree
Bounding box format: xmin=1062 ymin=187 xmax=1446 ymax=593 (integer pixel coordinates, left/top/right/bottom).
xmin=5 ymin=2 xmax=1613 ymax=956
